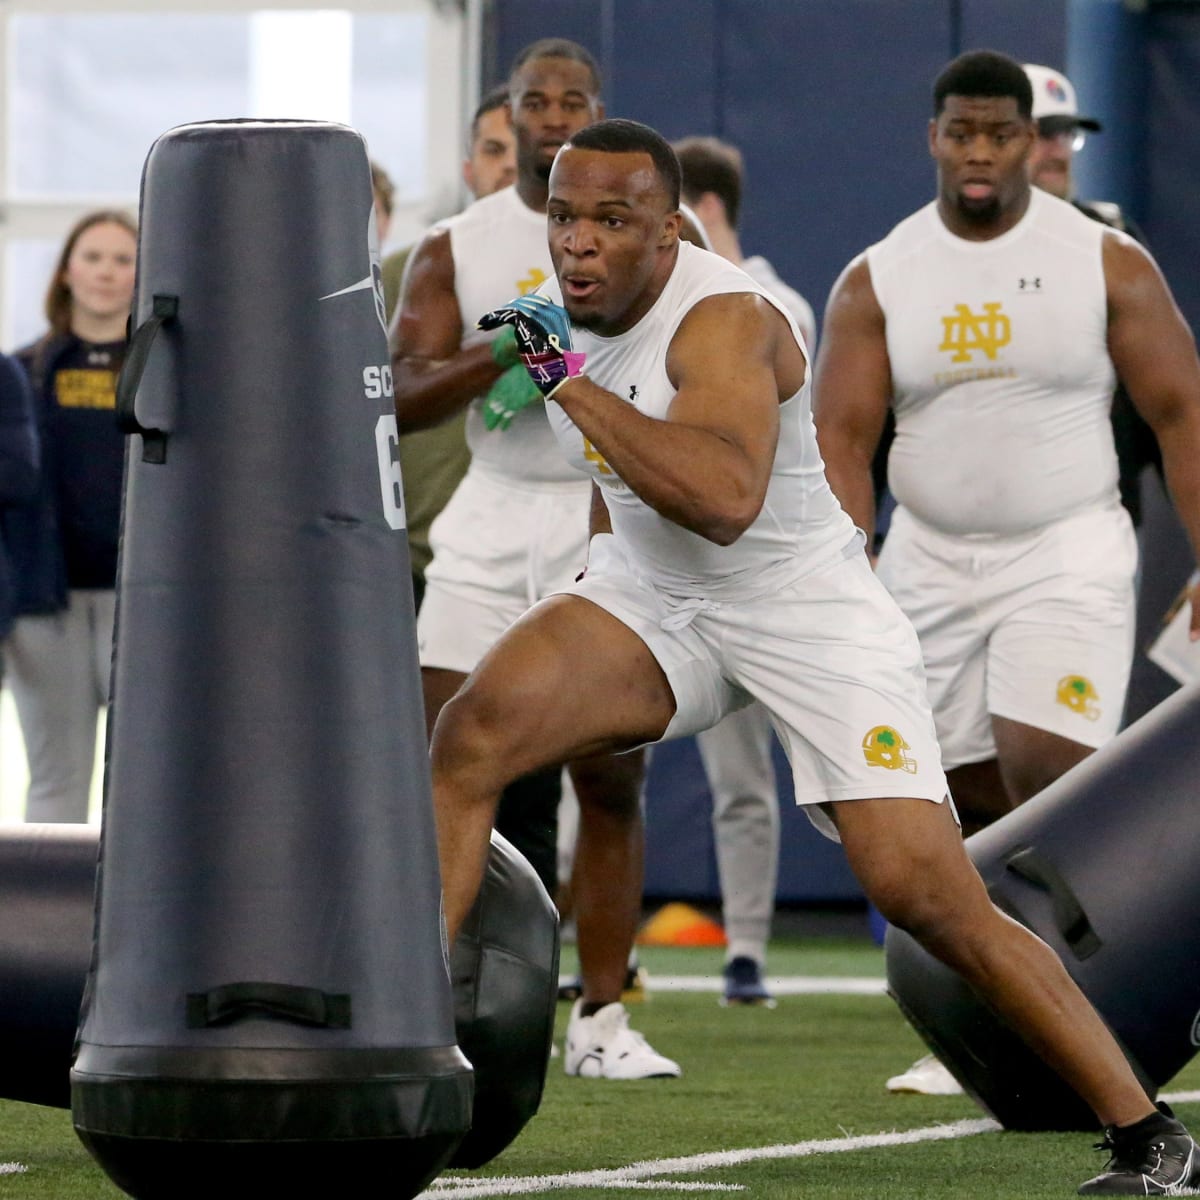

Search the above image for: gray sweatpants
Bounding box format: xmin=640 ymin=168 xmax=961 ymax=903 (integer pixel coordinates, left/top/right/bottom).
xmin=695 ymin=702 xmax=780 ymax=966
xmin=6 ymin=589 xmax=115 ymax=823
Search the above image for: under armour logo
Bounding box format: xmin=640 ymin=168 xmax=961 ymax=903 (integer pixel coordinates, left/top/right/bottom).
xmin=629 ymin=385 xmax=639 ymax=401
xmin=939 ymin=301 xmax=1011 ymax=364
xmin=1019 ymin=277 xmax=1042 ymax=291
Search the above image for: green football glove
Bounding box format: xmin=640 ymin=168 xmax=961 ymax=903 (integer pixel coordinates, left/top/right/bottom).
xmin=482 ymin=362 xmax=543 ymax=431
xmin=489 ymin=325 xmax=522 ymax=371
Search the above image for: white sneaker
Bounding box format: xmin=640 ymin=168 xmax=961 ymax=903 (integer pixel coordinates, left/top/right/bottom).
xmin=564 ymin=1000 xmax=681 ymax=1079
xmin=886 ymin=1053 xmax=963 ymax=1095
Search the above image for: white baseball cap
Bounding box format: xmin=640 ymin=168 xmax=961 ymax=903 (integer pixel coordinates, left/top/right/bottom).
xmin=1024 ymin=63 xmax=1102 ymax=131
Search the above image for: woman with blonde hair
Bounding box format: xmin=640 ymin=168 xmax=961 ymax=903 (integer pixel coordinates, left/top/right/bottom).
xmin=4 ymin=209 xmax=137 ymax=822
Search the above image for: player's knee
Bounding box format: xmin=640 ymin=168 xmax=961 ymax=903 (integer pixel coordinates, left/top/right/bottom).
xmin=430 ymin=688 xmax=511 ymax=790
xmin=866 ymin=869 xmax=968 ymax=947
xmin=570 ymin=751 xmax=643 ymax=818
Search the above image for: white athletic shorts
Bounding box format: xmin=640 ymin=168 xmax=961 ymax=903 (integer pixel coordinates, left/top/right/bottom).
xmin=417 ymin=464 xmax=592 ymax=674
xmin=876 ymin=503 xmax=1137 ymax=769
xmin=564 ymin=533 xmax=950 ymax=840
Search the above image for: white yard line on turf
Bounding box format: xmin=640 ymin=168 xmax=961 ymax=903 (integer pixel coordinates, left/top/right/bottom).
xmin=649 ymin=975 xmax=887 ymax=996
xmin=421 ymin=1117 xmax=998 ymax=1197
xmin=425 ymin=1089 xmax=1200 ymax=1197
xmin=558 ymin=974 xmax=888 ymax=997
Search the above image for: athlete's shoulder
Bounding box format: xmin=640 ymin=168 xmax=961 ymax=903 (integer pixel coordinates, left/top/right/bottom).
xmin=442 ymin=184 xmax=522 ymax=233
xmin=675 ymin=240 xmax=756 ymax=290
xmin=1029 ymin=188 xmax=1106 ymax=249
xmin=867 ymin=202 xmax=940 ymax=267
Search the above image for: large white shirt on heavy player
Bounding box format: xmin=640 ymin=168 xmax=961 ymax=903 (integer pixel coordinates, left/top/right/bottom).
xmin=867 ymin=187 xmax=1126 ymax=537
xmin=545 ymin=240 xmax=857 ymax=600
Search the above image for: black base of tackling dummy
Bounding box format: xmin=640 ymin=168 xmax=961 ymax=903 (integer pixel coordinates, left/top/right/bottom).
xmin=0 ymin=826 xmax=557 ymax=1173
xmin=450 ymin=831 xmax=559 ymax=1168
xmin=495 ymin=765 xmax=561 ymax=896
xmin=887 ymin=683 xmax=1200 ymax=1130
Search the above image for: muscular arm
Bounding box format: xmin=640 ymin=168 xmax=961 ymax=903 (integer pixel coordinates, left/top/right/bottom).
xmin=390 ymin=226 xmax=506 ymax=431
xmin=1105 ymin=232 xmax=1200 ymax=633
xmin=811 ymin=255 xmax=892 ymax=547
xmin=553 ymin=293 xmax=788 ymax=546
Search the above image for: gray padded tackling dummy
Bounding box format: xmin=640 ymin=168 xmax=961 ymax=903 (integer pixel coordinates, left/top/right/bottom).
xmin=69 ymin=119 xmax=472 ymax=1198
xmin=886 ymin=683 xmax=1200 ymax=1130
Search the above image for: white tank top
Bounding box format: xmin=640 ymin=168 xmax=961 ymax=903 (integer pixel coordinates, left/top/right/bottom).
xmin=446 ymin=185 xmax=587 ymax=485
xmin=867 ymin=189 xmax=1122 ymax=536
xmin=545 ymin=241 xmax=856 ymax=599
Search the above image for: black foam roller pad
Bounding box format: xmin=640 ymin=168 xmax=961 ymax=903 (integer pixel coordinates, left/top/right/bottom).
xmin=450 ymin=832 xmax=559 ymax=1168
xmin=0 ymin=828 xmax=556 ymax=1171
xmin=886 ymin=683 xmax=1200 ymax=1130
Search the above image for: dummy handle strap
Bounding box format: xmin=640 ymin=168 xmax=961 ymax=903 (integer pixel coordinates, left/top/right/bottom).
xmin=1004 ymin=846 xmax=1101 ymax=961
xmin=116 ymin=293 xmax=177 ymax=463
xmin=186 ymin=982 xmax=352 ymax=1029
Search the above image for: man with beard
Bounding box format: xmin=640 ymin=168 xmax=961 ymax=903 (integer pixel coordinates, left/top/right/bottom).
xmin=392 ymin=39 xmax=679 ymax=1078
xmin=430 ymin=115 xmax=1200 ymax=1196
xmin=813 ymin=50 xmax=1200 ymax=1098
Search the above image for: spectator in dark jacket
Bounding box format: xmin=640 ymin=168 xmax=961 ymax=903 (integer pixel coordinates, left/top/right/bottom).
xmin=0 ymin=357 xmax=40 ymax=646
xmin=5 ymin=209 xmax=136 ymax=822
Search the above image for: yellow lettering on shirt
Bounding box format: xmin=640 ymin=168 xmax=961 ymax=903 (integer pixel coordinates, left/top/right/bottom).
xmin=582 ymin=437 xmax=613 ymax=476
xmin=933 ymin=365 xmax=1019 ymax=387
xmin=55 ymin=369 xmax=117 ymax=411
xmin=516 ymin=268 xmax=548 ymax=296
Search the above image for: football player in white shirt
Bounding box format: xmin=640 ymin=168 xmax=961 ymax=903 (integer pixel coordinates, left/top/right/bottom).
xmin=393 ymin=39 xmax=677 ymax=1080
xmin=429 ymin=116 xmax=1194 ymax=1194
xmin=814 ymin=50 xmax=1200 ymax=1111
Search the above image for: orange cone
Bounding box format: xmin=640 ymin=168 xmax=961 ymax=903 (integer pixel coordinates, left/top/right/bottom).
xmin=637 ymin=902 xmax=726 ymax=947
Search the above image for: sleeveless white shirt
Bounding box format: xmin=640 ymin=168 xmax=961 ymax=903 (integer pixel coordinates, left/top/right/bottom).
xmin=545 ymin=241 xmax=856 ymax=599
xmin=445 ymin=185 xmax=587 ymax=484
xmin=867 ymin=189 xmax=1122 ymax=536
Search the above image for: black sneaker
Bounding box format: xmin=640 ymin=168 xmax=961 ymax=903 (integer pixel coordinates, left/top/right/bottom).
xmin=1078 ymin=1107 xmax=1200 ymax=1195
xmin=720 ymin=956 xmax=776 ymax=1008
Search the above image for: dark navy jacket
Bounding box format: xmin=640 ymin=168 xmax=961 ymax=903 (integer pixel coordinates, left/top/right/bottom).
xmin=4 ymin=335 xmax=76 ymax=622
xmin=0 ymin=345 xmax=41 ymax=636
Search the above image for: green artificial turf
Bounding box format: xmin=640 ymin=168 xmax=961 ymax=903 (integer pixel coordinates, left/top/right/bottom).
xmin=4 ymin=963 xmax=1198 ymax=1198
xmin=561 ymin=931 xmax=888 ymax=980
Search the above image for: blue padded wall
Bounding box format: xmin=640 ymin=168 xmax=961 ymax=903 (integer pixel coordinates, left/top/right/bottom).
xmin=483 ymin=0 xmax=1186 ymax=905
xmin=643 ymin=738 xmax=862 ymax=905
xmin=487 ymin=0 xmax=1069 ymax=338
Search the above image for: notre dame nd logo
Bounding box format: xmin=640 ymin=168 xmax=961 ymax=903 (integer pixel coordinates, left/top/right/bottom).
xmin=939 ymin=302 xmax=1011 ymax=363
xmin=862 ymin=726 xmax=917 ymax=773
xmin=1056 ymin=675 xmax=1101 ymax=721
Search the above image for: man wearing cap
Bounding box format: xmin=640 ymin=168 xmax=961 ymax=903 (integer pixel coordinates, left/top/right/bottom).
xmin=1024 ymin=65 xmax=1103 ymax=209
xmin=1026 ymin=62 xmax=1162 ymax=531
xmin=814 ymin=49 xmax=1200 ymax=1099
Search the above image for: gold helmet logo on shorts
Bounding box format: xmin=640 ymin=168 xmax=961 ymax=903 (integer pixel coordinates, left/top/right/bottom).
xmin=1056 ymin=675 xmax=1101 ymax=720
xmin=862 ymin=725 xmax=917 ymax=773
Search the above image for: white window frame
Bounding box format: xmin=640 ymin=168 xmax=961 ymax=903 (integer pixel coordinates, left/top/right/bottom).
xmin=0 ymin=0 xmax=481 ymax=820
xmin=0 ymin=0 xmax=475 ymax=344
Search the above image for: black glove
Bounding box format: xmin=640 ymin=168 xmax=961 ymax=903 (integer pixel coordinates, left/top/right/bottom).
xmin=478 ymin=293 xmax=587 ymax=399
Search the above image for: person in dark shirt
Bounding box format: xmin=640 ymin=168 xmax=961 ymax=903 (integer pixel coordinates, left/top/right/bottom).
xmin=5 ymin=209 xmax=136 ymax=822
xmin=1024 ymin=62 xmax=1162 ymax=527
